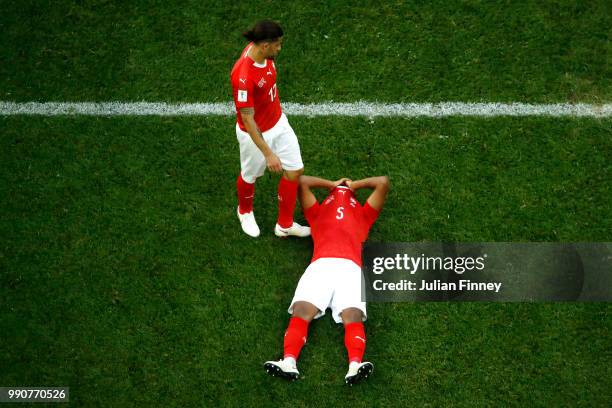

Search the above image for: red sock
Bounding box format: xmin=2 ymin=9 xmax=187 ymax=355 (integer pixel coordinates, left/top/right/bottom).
xmin=236 ymin=174 xmax=255 ymax=214
xmin=344 ymin=322 xmax=366 ymax=363
xmin=277 ymin=177 xmax=298 ymax=228
xmin=283 ymin=317 xmax=309 ymax=360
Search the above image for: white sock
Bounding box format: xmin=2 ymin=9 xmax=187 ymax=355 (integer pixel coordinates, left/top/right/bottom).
xmin=284 ymin=357 xmax=297 ymax=367
xmin=349 ymin=361 xmax=360 ymax=370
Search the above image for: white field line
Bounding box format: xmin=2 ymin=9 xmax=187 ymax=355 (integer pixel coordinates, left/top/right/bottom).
xmin=0 ymin=101 xmax=610 ymax=117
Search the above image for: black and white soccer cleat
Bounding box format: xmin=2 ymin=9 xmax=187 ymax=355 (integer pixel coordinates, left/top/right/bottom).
xmin=264 ymin=359 xmax=299 ymax=381
xmin=344 ymin=361 xmax=373 ymax=385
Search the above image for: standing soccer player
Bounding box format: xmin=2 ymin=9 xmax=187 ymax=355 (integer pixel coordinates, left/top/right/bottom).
xmin=264 ymin=175 xmax=390 ymax=385
xmin=230 ymin=20 xmax=310 ymax=238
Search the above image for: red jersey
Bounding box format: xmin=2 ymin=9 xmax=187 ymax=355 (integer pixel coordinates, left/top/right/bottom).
xmin=230 ymin=43 xmax=282 ymax=132
xmin=303 ymin=186 xmax=380 ymax=267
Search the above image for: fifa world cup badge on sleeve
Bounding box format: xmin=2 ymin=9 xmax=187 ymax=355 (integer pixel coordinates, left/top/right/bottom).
xmin=238 ymin=90 xmax=248 ymax=102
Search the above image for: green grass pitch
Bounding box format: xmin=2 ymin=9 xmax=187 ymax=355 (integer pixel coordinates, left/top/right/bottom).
xmin=1 ymin=1 xmax=611 ymax=406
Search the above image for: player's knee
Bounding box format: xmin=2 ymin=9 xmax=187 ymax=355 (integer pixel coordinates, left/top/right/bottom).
xmin=341 ymin=308 xmax=363 ymax=324
xmin=292 ymin=301 xmax=318 ymax=321
xmin=242 ymin=173 xmax=258 ymax=184
xmin=284 ymin=168 xmax=304 ymax=181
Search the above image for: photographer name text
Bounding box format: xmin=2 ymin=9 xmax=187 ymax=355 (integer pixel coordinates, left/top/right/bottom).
xmin=372 ymin=279 xmax=502 ymax=293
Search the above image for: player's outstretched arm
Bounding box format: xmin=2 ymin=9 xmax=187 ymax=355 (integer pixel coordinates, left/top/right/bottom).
xmin=239 ymin=108 xmax=282 ymax=173
xmin=347 ymin=176 xmax=390 ymax=211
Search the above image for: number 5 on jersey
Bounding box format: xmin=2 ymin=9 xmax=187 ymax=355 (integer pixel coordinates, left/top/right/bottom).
xmin=336 ymin=206 xmax=344 ymax=220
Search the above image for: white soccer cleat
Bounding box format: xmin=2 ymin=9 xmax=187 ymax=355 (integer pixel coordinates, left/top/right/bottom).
xmin=264 ymin=359 xmax=299 ymax=381
xmin=237 ymin=207 xmax=260 ymax=237
xmin=274 ymin=222 xmax=311 ymax=238
xmin=344 ymin=361 xmax=373 ymax=385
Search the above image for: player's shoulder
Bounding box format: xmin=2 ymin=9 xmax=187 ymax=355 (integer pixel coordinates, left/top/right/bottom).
xmin=231 ymin=60 xmax=255 ymax=85
xmin=231 ymin=44 xmax=255 ymax=74
xmin=303 ymin=200 xmax=321 ymax=218
xmin=241 ymin=42 xmax=254 ymax=56
xmin=305 ymin=199 xmax=321 ymax=211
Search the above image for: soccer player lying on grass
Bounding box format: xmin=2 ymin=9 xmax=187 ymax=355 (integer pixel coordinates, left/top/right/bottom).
xmin=264 ymin=175 xmax=390 ymax=385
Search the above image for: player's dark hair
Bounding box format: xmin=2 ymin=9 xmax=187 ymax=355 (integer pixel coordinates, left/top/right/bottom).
xmin=243 ymin=20 xmax=283 ymax=43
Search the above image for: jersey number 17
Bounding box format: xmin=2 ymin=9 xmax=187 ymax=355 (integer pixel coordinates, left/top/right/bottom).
xmin=268 ymin=83 xmax=277 ymax=102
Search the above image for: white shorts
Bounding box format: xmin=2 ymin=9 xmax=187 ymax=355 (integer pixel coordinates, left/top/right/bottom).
xmin=236 ymin=113 xmax=304 ymax=183
xmin=288 ymin=257 xmax=367 ymax=324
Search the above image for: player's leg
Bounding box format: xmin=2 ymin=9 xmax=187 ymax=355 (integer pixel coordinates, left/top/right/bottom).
xmin=277 ymin=168 xmax=302 ymax=227
xmin=265 ymin=259 xmax=334 ymax=380
xmin=286 ymin=301 xmax=319 ymax=362
xmin=264 ymin=301 xmax=318 ymax=380
xmin=285 ymin=302 xmax=319 ymax=364
xmin=330 ymin=258 xmax=373 ymax=385
xmin=340 ymin=308 xmax=373 ymax=385
xmin=341 ymin=308 xmax=367 ymax=365
xmin=236 ymin=125 xmax=266 ymax=237
xmin=269 ymin=115 xmax=310 ymax=237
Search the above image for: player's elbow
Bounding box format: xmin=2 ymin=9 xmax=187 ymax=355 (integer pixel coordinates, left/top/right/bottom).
xmin=239 ymin=109 xmax=255 ymax=124
xmin=239 ymin=112 xmax=252 ymax=124
xmin=379 ymin=176 xmax=390 ymax=192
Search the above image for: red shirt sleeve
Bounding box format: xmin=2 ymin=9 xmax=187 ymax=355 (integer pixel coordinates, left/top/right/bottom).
xmin=303 ymin=201 xmax=320 ymax=224
xmin=233 ymin=75 xmax=255 ymax=110
xmin=362 ymin=202 xmax=380 ymax=228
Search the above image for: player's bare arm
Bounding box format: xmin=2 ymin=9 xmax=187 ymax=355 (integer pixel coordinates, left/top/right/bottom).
xmin=239 ymin=107 xmax=283 ymax=173
xmin=298 ymin=176 xmax=352 ymax=210
xmin=298 ymin=176 xmax=331 ymax=210
xmin=347 ymin=176 xmax=390 ymax=211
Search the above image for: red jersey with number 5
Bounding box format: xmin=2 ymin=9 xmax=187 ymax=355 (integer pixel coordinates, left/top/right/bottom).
xmin=303 ymin=186 xmax=380 ymax=267
xmin=230 ymin=43 xmax=282 ymax=132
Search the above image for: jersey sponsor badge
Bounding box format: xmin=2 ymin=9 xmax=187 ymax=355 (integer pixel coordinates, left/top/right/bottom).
xmin=238 ymin=90 xmax=248 ymax=102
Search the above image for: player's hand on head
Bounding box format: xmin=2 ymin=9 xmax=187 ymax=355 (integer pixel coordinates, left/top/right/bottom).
xmin=266 ymin=153 xmax=283 ymax=173
xmin=332 ymin=178 xmax=351 ymax=190
xmin=346 ymin=179 xmax=354 ymax=191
